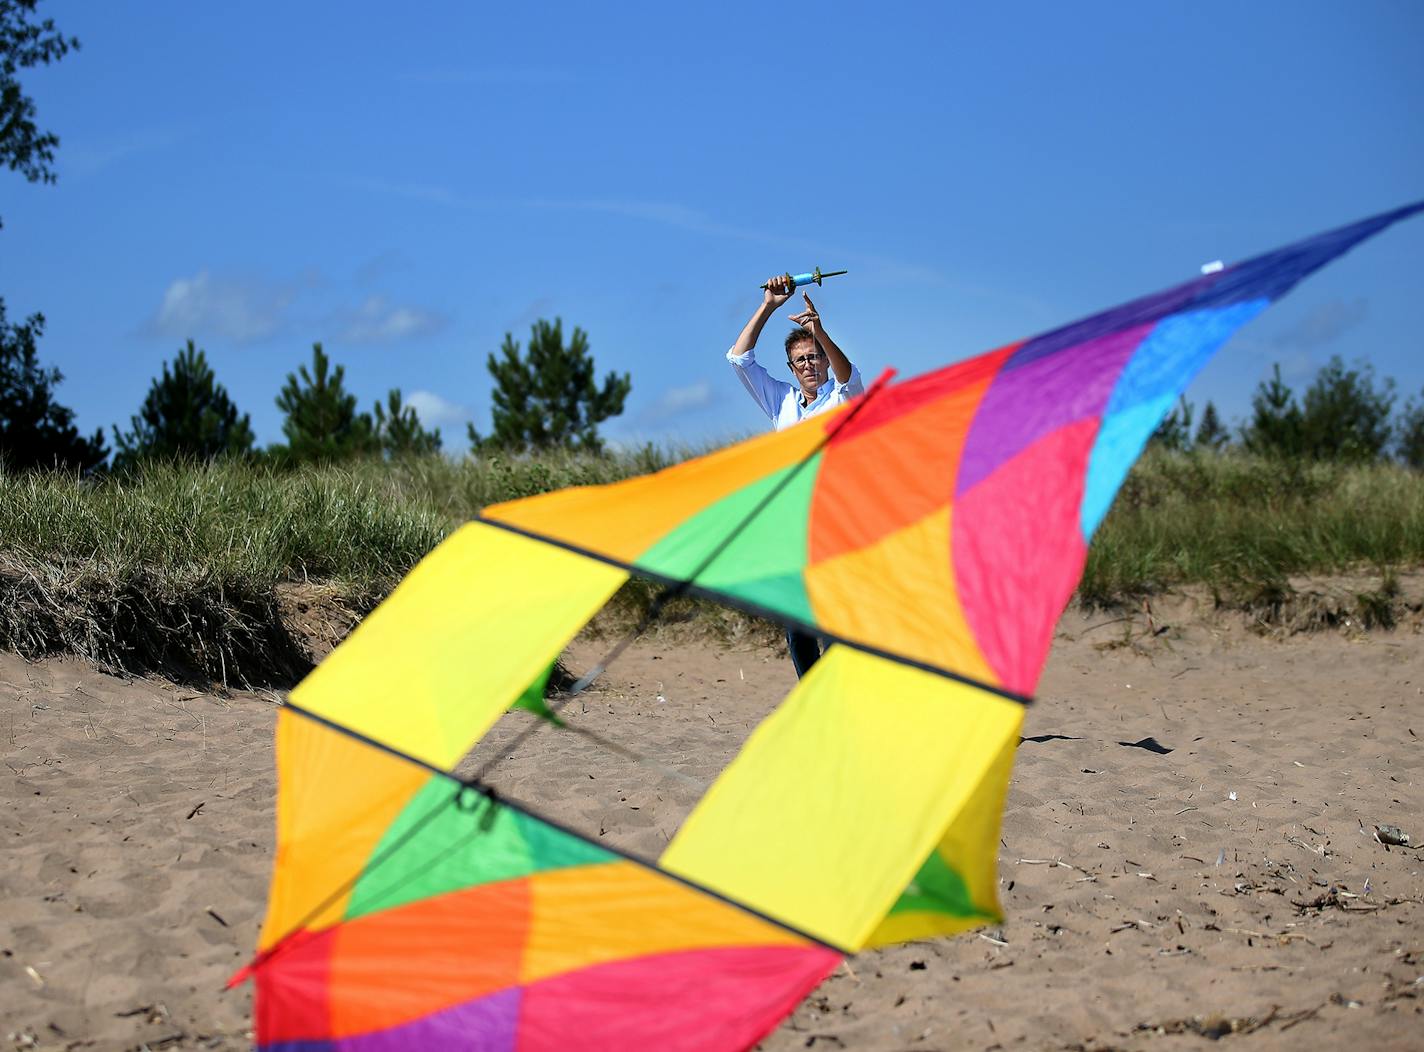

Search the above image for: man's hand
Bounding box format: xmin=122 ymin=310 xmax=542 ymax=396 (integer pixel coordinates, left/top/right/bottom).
xmin=732 ymin=273 xmax=798 ymax=361
xmin=788 ymin=292 xmax=822 ymax=336
xmin=763 ymin=273 xmax=795 ymax=310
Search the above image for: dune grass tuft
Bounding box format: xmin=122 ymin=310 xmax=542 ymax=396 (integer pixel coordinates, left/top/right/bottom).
xmin=1081 ymin=449 xmax=1424 ymax=607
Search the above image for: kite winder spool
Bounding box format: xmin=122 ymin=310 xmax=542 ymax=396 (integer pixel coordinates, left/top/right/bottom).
xmin=759 ymin=266 xmax=848 ymax=290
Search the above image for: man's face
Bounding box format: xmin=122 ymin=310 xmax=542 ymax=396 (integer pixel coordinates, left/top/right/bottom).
xmin=787 ymin=339 xmax=828 ymax=397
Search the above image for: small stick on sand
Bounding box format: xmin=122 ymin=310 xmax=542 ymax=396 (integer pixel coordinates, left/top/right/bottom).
xmin=1016 ymin=857 xmax=1091 ymax=875
xmin=1284 ymin=833 xmax=1327 ymax=857
xmin=1220 ymin=927 xmax=1316 ymax=945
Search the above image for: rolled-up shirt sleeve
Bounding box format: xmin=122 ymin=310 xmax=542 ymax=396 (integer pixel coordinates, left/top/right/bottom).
xmin=833 ymin=364 xmax=865 ymax=401
xmin=727 ymin=346 xmax=790 ymax=424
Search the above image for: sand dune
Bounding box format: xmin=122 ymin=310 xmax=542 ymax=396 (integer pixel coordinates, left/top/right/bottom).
xmin=2 ymin=607 xmax=1421 ymax=1050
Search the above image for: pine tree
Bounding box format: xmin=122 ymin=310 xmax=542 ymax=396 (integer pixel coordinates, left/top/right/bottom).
xmin=1240 ymin=364 xmax=1304 ymax=457
xmin=112 ymin=340 xmax=253 ymax=469
xmin=469 ymin=318 xmax=630 ymax=453
xmin=274 ymin=342 xmax=377 ymax=463
xmin=373 ymin=389 xmax=441 ymax=457
xmin=1194 ymin=400 xmax=1229 ymax=451
xmin=1298 ymin=355 xmax=1393 ymax=462
xmin=0 ymin=304 xmax=106 ymax=471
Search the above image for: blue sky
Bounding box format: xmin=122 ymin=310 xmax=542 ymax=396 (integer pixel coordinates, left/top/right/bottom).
xmin=3 ymin=1 xmax=1421 ymax=452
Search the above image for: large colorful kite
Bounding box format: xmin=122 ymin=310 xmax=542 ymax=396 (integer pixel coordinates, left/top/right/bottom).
xmin=236 ymin=201 xmax=1421 ymax=1050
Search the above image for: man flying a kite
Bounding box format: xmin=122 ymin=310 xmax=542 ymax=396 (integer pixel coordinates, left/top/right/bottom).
xmin=727 ymin=273 xmax=865 ymax=675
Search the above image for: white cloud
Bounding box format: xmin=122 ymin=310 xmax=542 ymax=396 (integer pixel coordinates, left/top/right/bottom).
xmin=405 ymin=390 xmax=470 ymax=429
xmin=147 ymin=270 xmax=294 ymax=344
xmin=335 ymin=296 xmax=446 ymax=345
xmin=147 ymin=270 xmax=445 ymax=351
xmin=640 ymin=379 xmax=718 ymax=424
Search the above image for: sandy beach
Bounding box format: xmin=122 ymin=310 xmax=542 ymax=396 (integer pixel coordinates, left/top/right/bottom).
xmin=3 ymin=602 xmax=1421 ymax=1050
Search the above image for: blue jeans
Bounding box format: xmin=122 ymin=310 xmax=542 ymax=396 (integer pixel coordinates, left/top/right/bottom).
xmin=785 ymin=628 xmax=824 ymax=679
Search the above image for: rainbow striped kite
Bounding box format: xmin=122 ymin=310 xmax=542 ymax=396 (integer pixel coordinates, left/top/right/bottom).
xmin=236 ymin=202 xmax=1421 ymax=1050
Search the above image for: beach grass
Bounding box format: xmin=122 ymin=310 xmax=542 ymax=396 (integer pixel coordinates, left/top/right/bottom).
xmin=1081 ymin=449 xmax=1424 ymax=606
xmin=2 ymin=446 xmax=1420 ymax=681
xmin=0 ymin=446 xmax=690 ymax=589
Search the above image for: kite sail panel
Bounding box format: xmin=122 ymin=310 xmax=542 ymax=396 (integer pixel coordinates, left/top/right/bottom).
xmin=242 ymin=201 xmax=1422 ymax=1050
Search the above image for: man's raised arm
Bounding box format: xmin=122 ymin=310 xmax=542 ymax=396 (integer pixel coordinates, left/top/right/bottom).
xmin=731 ymin=274 xmax=795 ymax=358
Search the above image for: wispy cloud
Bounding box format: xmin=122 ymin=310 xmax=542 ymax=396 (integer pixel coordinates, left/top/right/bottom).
xmin=640 ymin=379 xmax=720 ymax=424
xmin=399 ymin=67 xmax=575 ymax=86
xmin=144 ymin=270 xmax=298 ymax=345
xmin=348 ymin=176 xmax=470 ymax=209
xmin=333 ymin=296 xmax=446 ymax=345
xmin=65 ymin=127 xmax=182 ymax=180
xmin=405 ymin=390 xmax=470 ymax=429
xmin=348 ymin=179 xmax=955 ymax=288
xmin=531 ymin=199 xmax=954 ymax=287
xmin=1272 ymin=298 xmax=1368 ymax=349
xmin=531 ymin=196 xmax=835 ymax=261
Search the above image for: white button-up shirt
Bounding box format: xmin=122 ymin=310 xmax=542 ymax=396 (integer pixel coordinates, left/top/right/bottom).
xmin=727 ymin=346 xmax=865 ymax=432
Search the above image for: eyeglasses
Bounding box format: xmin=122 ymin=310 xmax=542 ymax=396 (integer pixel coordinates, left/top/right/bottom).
xmin=788 ymin=351 xmax=826 ymax=368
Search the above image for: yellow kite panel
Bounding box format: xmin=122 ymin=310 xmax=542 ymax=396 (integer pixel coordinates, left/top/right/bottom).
xmin=290 ymin=521 xmax=628 ymax=770
xmin=660 ymin=646 xmax=1023 ymax=950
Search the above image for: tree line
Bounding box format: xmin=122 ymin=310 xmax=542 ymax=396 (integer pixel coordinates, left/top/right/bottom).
xmin=0 ymin=318 xmax=631 ymax=473
xmin=1151 ymin=355 xmax=1424 ymax=468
